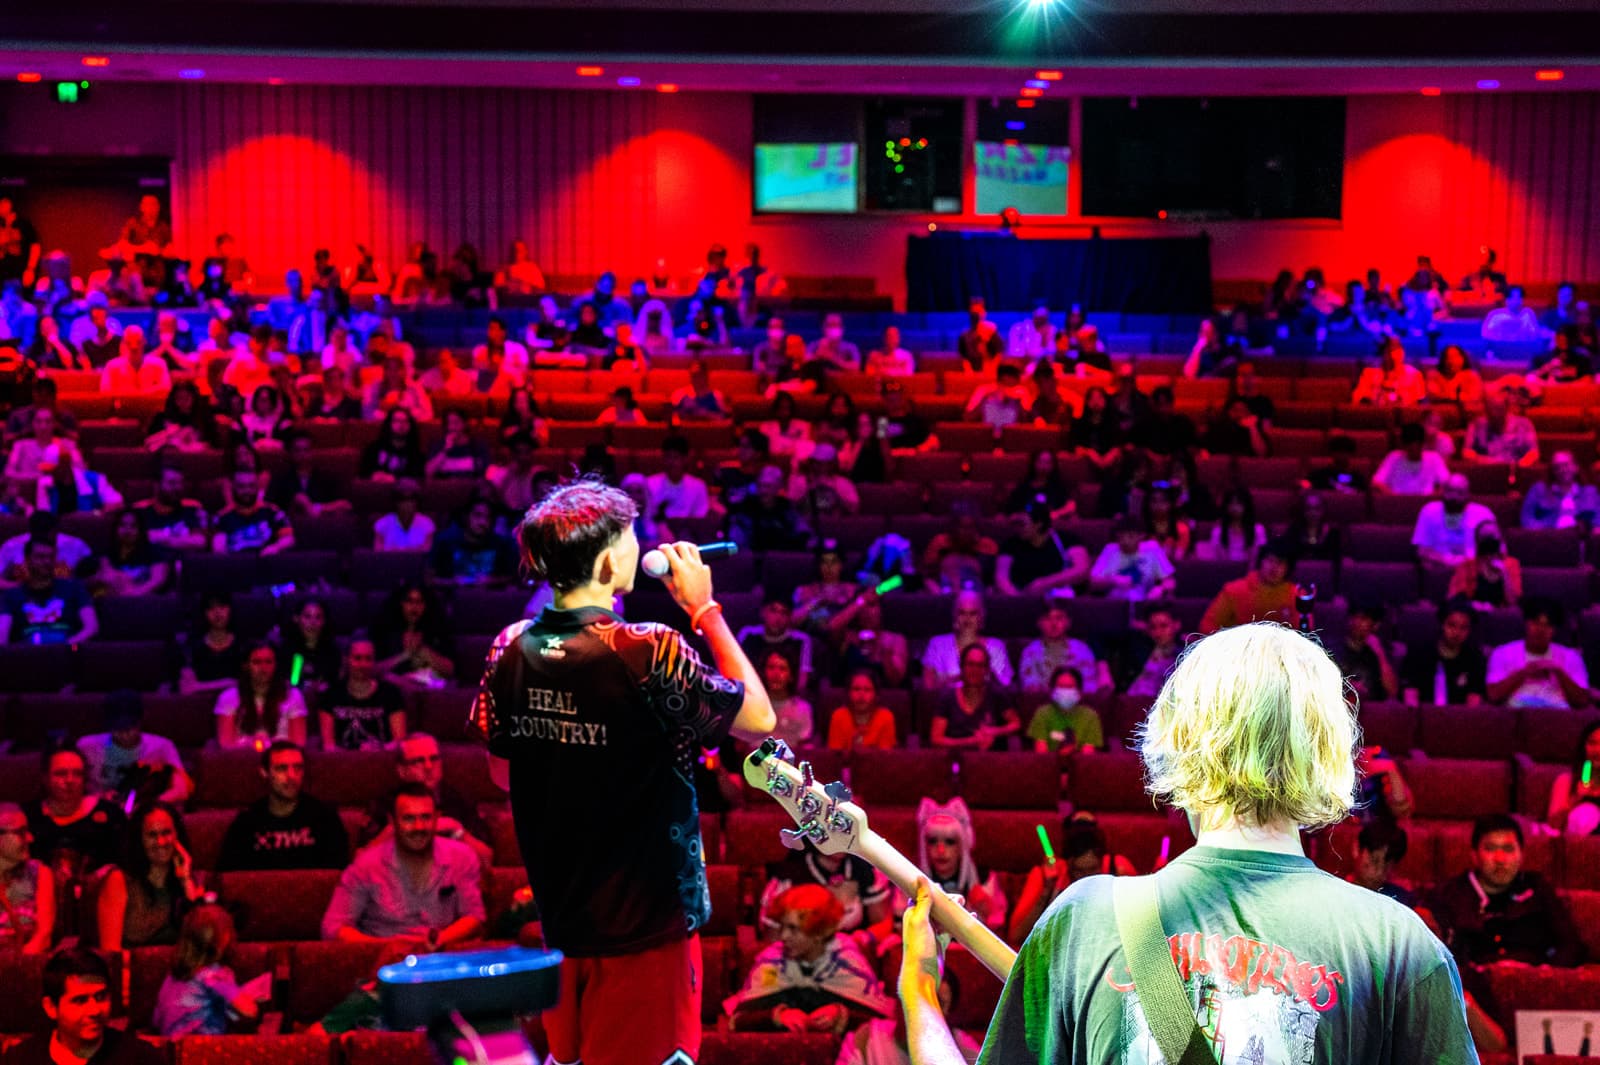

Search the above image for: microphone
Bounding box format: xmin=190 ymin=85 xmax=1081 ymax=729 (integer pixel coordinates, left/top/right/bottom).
xmin=641 ymin=541 xmax=739 ymax=579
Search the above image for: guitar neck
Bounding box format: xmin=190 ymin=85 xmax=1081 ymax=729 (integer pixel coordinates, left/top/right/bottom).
xmin=853 ymin=828 xmax=1017 ymax=982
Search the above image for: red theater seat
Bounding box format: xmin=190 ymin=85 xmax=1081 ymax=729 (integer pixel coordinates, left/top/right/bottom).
xmin=1094 ymin=811 xmax=1195 ymax=873
xmin=1559 ymin=890 xmax=1600 ymax=961
xmin=1066 ymin=750 xmax=1153 ymax=814
xmin=173 ymin=1033 xmax=335 ymax=1065
xmin=285 ymin=941 xmax=388 ymax=1023
xmin=126 ymin=945 xmax=273 ymax=1030
xmin=340 ymin=1032 xmax=430 ymax=1065
xmin=958 ymin=751 xmax=1059 ymax=809
xmin=1355 ymin=702 xmax=1415 ymax=756
xmin=970 ymin=809 xmax=1062 ymax=873
xmin=218 ymin=869 xmax=342 ymax=941
xmin=1562 ymin=834 xmax=1600 ymax=890
xmin=851 ymin=749 xmax=955 ymax=806
xmin=704 ymin=864 xmax=742 ymax=936
xmin=1417 ymin=706 xmax=1517 ymax=761
xmin=698 ymin=1032 xmax=841 ymax=1065
xmin=702 ymin=934 xmax=739 ymax=1024
xmin=1401 ymin=756 xmax=1512 ymax=821
xmin=881 ymin=942 xmax=1003 ymax=1031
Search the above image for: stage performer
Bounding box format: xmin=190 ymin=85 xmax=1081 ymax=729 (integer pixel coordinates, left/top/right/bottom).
xmin=899 ymin=621 xmax=1477 ymax=1064
xmin=471 ymin=478 xmax=775 ymax=1065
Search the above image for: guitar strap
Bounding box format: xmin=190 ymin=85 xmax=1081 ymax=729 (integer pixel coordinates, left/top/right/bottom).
xmin=1111 ymin=875 xmax=1216 ymax=1065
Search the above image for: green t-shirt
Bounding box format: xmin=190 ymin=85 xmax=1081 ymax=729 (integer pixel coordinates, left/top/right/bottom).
xmin=977 ymin=846 xmax=1477 ymax=1065
xmin=1025 ymin=704 xmax=1104 ymax=751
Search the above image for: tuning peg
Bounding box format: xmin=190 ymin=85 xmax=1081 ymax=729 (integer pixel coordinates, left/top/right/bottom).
xmin=823 ymin=780 xmax=852 ymax=804
xmin=778 ymin=827 xmax=808 ymax=851
xmin=799 ymin=761 xmax=814 ymax=790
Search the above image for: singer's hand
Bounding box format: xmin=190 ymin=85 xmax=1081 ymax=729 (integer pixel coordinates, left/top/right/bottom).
xmin=657 ymin=542 xmax=715 ymax=616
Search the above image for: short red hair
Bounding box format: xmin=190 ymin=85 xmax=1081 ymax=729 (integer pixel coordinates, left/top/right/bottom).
xmin=767 ymin=883 xmax=844 ymax=937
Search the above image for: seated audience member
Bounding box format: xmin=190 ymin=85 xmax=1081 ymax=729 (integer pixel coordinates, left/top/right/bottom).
xmin=372 ymin=478 xmax=435 ymax=551
xmin=727 ymin=884 xmax=890 ymax=1035
xmin=94 ymin=509 xmax=169 ymax=598
xmin=321 ymin=785 xmax=485 ymax=949
xmin=829 ymin=593 xmax=909 ymax=689
xmin=1197 ymin=487 xmax=1267 ymax=565
xmin=151 ymin=905 xmax=265 ymax=1036
xmin=920 ymin=504 xmax=997 ymax=593
xmin=362 ymin=355 xmax=433 ymax=423
xmin=1427 ymin=814 xmax=1584 ymax=967
xmin=0 ymin=538 xmax=96 ymax=644
xmin=267 ymin=430 xmax=349 ymax=517
xmin=4 ymin=378 xmax=78 ymax=443
xmin=1026 ymin=666 xmax=1103 ymax=755
xmin=71 ymin=294 xmax=124 ymax=367
xmin=645 ymin=435 xmax=713 ymax=520
xmin=758 ymin=392 xmax=811 ymax=466
xmin=484 ymin=432 xmax=544 ymax=515
xmin=1125 ymin=605 xmax=1185 ymax=699
xmin=1201 ymin=396 xmax=1268 ymax=457
xmin=78 ymin=692 xmax=191 ymax=807
xmin=214 ymin=642 xmax=310 ymax=748
xmin=1522 ymin=449 xmax=1599 ymax=529
xmin=1373 ymin=422 xmax=1452 ymax=495
xmin=1480 ymin=285 xmax=1543 ymax=343
xmin=1008 ymin=818 xmax=1137 ymax=946
xmin=430 ymin=498 xmax=518 ymax=586
xmin=760 ymin=651 xmax=814 ymax=751
xmin=738 ymin=598 xmax=815 ymax=691
xmin=0 ymin=802 xmax=54 ymax=954
xmin=792 ymin=548 xmax=860 ymax=636
xmin=97 ymin=802 xmax=203 ymax=952
xmin=1546 ymin=721 xmax=1600 ymax=835
xmin=957 ymin=301 xmax=1004 ymax=372
xmin=867 ymin=325 xmax=915 ymax=377
xmin=372 ymin=583 xmax=457 ymax=685
xmin=1426 ymin=345 xmax=1485 ymax=406
xmin=319 ymin=322 xmax=363 ymax=379
xmin=752 ymin=316 xmax=788 ymax=378
xmin=728 ymin=466 xmax=810 ymax=552
xmin=921 ymin=591 xmax=1012 ymax=690
xmin=132 ymin=466 xmax=209 ymax=552
xmin=1069 ymin=325 xmax=1113 ymax=378
xmin=929 ymin=645 xmax=1020 ymax=752
xmin=471 ymin=317 xmax=529 ymax=390
xmin=910 ymin=798 xmax=1007 ymax=933
xmin=789 ymin=443 xmax=860 ymax=518
xmin=1411 ymin=475 xmax=1494 ymax=568
xmin=1446 ymin=523 xmax=1521 ymax=609
xmin=211 ymin=470 xmax=294 ymax=556
xmin=272 ymin=597 xmax=341 ymax=704
xmin=1348 ymin=819 xmax=1415 ymax=906
xmin=27 ymin=316 xmax=90 ymax=371
xmin=879 ymin=382 xmax=937 ymax=454
xmin=419 ymin=348 xmax=476 ymax=396
xmin=670 ymin=360 xmax=732 ymax=423
xmin=0 ymin=947 xmax=164 ymax=1065
xmin=423 ymin=408 xmax=489 ymax=481
xmin=826 ymin=672 xmax=898 ymax=751
xmin=1400 ymin=599 xmax=1487 ymax=707
xmin=178 ymin=593 xmax=245 ymax=694
xmin=1003 ymin=449 xmax=1075 ymax=520
xmin=5 ymin=407 xmax=78 ymax=490
xmin=1009 ymin=305 xmax=1057 ymax=362
xmin=1198 ymin=538 xmax=1299 ymax=634
xmin=34 ymin=447 xmax=122 ymax=516
xmin=1352 ymin=337 xmax=1426 ymax=406
xmin=1461 ymin=394 xmax=1538 ymax=467
xmin=309 ymin=366 xmax=364 ymax=421
xmin=99 ymin=326 xmax=170 ymax=395
xmin=963 ymin=362 xmax=1028 ymax=430
xmin=1486 ymin=598 xmax=1590 ymax=709
xmin=27 ymin=748 xmax=126 ymax=889
xmin=1530 ymin=324 xmax=1594 ymax=384
xmin=0 ymin=513 xmax=91 ymax=587
xmin=810 ymin=313 xmax=862 ymax=372
xmin=358 ymin=733 xmax=489 ymax=863
xmin=1333 ymin=606 xmax=1399 ymax=702
xmin=595 ymin=386 xmax=646 ymax=427
xmin=1018 ymin=603 xmax=1109 ymax=695
xmin=218 ymin=741 xmax=348 ymax=871
xmin=1305 ymin=435 xmax=1369 ymax=495
xmin=320 ymin=639 xmax=408 ymax=751
xmin=360 ymin=408 xmax=426 ymax=482
xmin=221 ymin=326 xmax=275 ymax=398
xmin=1088 ymin=518 xmax=1176 ymax=602
xmin=145 ymin=382 xmax=218 ymax=453
xmin=996 ymin=505 xmax=1089 ymax=598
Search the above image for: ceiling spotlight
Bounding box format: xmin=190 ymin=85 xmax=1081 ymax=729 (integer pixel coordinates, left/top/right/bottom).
xmin=1035 ymin=70 xmax=1063 ymax=81
xmin=1020 ymin=87 xmax=1043 ymax=98
xmin=179 ymin=68 xmax=205 ymax=80
xmin=1420 ymin=86 xmax=1442 ymax=96
xmin=657 ymin=83 xmax=679 ymax=93
xmin=1536 ymin=70 xmax=1564 ymax=81
xmin=1024 ymin=79 xmax=1049 ymax=90
xmin=81 ymin=56 xmax=110 ymax=67
xmin=16 ymin=72 xmax=42 ymax=83
xmin=1015 ymin=99 xmax=1035 ymax=109
xmin=576 ymin=65 xmax=604 ymax=77
xmin=617 ymin=76 xmax=641 ymax=87
xmin=1476 ymin=78 xmax=1500 ymax=90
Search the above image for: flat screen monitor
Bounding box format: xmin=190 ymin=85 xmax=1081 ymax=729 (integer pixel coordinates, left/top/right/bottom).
xmin=754 ymin=142 xmax=857 ymax=213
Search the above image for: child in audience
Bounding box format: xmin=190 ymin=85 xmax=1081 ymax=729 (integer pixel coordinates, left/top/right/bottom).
xmin=153 ymin=904 xmax=266 ymax=1036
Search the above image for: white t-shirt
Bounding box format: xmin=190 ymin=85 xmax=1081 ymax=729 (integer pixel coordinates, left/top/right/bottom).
xmin=644 ymin=472 xmax=711 ymax=519
xmin=77 ymin=732 xmax=184 ymax=796
xmin=1090 ymin=541 xmax=1176 ymax=600
xmin=1410 ymin=500 xmax=1495 ymax=563
xmin=373 ymin=512 xmax=437 ymax=551
xmin=213 ymin=686 xmax=308 ymax=746
xmin=1486 ymin=640 xmax=1588 ymax=709
xmin=921 ymin=634 xmax=1013 ymax=690
xmin=1373 ymin=450 xmax=1453 ymax=495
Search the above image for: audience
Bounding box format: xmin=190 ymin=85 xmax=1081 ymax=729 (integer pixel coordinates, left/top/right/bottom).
xmin=1411 ymin=475 xmax=1494 ymax=568
xmin=0 ymin=538 xmax=97 ymax=645
xmin=1461 ymin=394 xmax=1539 ymax=467
xmin=1426 ymin=345 xmax=1484 ymax=406
xmin=825 ymin=671 xmax=898 ymax=751
xmin=911 ymin=798 xmax=1007 ymax=933
xmin=995 ymin=505 xmax=1088 ymax=598
xmin=211 ymin=470 xmax=295 ymax=556
xmin=430 ymin=498 xmax=518 ymax=586
xmin=1445 ymin=522 xmax=1521 ymax=609
xmin=320 ymin=639 xmax=408 ymax=751
xmin=1480 ymin=285 xmax=1543 ymax=343
xmin=152 ymin=905 xmax=266 ymax=1036
xmin=178 ymin=593 xmax=245 ymax=694
xmin=1088 ymin=518 xmax=1176 ymax=601
xmin=1333 ymin=605 xmax=1399 ymax=702
xmin=738 ymin=598 xmax=816 ymax=692
xmin=0 ymin=802 xmax=54 ymax=954
xmin=1348 ymin=819 xmax=1415 ymax=906
xmin=1353 ymin=337 xmax=1426 ymax=406
xmin=1521 ymin=449 xmax=1599 ymax=529
xmin=214 ymin=641 xmax=311 ymax=748
xmin=761 ymin=840 xmax=890 ymax=938
xmin=1399 ymin=598 xmax=1487 ymax=707
xmin=1125 ymin=605 xmax=1185 ymax=698
xmin=1 ymin=947 xmax=164 ymax=1065
xmin=761 ymin=651 xmax=814 ymax=751
xmin=217 ymin=740 xmax=350 ymax=871
xmin=372 ymin=583 xmax=457 ymax=685
xmin=1373 ymin=422 xmax=1452 ymax=496
xmin=1017 ymin=603 xmax=1109 ymax=695
xmin=77 ymin=691 xmax=191 ymax=807
xmin=1196 ymin=487 xmax=1266 ymax=564
xmin=97 ymin=801 xmax=203 ymax=952
xmin=1007 ymin=818 xmax=1136 ymax=945
xmin=828 ymin=593 xmax=909 ymax=688
xmin=1545 ymin=721 xmax=1600 ymax=835
xmin=1485 ymin=598 xmax=1590 ymax=709
xmin=928 ymin=644 xmax=1020 ymax=752
xmin=1198 ymin=538 xmax=1298 ymax=633
xmin=920 ymin=591 xmax=1012 ymax=690
xmin=1025 ymin=667 xmax=1103 ymax=755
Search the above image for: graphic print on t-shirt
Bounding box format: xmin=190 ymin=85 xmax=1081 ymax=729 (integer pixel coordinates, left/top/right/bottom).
xmin=1107 ymin=932 xmax=1344 ymax=1064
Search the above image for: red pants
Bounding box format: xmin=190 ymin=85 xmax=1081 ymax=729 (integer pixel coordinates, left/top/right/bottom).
xmin=542 ymin=934 xmax=702 ymax=1065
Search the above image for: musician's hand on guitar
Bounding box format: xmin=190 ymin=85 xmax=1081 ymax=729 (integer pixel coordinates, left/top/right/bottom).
xmin=898 ymin=878 xmax=948 ymax=1008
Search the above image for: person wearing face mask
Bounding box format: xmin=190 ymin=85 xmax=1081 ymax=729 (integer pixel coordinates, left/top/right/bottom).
xmin=753 ymin=315 xmax=789 ymax=380
xmin=810 ymin=313 xmax=862 ymax=372
xmin=1026 ymin=667 xmax=1103 ymax=756
xmin=1411 ymin=474 xmax=1495 ymax=568
xmin=904 ymin=798 xmax=1007 ymax=934
xmin=1005 ymin=817 xmax=1136 ymax=947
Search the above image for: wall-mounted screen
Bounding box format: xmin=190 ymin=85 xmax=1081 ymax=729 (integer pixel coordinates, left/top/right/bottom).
xmin=753 ymin=142 xmax=858 ymax=213
xmin=974 ymin=141 xmax=1070 ymax=216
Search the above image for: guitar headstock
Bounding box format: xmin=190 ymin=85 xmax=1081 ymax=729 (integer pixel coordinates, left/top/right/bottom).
xmin=743 ymin=738 xmax=870 ymax=857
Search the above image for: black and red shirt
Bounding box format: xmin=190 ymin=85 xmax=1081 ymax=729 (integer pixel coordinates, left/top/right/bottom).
xmin=472 ymin=605 xmax=744 ymax=957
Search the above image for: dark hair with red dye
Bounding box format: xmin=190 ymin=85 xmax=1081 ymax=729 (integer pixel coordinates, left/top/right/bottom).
xmin=515 ymin=477 xmax=639 ymax=593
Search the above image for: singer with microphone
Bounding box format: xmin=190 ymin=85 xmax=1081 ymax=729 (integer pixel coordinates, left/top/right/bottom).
xmin=470 ymin=479 xmax=775 ymax=1065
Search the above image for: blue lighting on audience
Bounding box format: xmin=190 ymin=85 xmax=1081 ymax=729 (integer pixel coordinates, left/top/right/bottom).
xmin=1477 ymin=78 xmax=1500 ymax=90
xmin=1005 ymin=120 xmax=1026 ymax=131
xmin=617 ymin=76 xmax=641 ymax=87
xmin=178 ymin=69 xmax=205 ymax=80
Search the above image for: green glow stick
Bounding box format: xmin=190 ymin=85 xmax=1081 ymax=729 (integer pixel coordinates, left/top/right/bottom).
xmin=873 ymin=574 xmax=904 ymax=596
xmin=1036 ymin=824 xmax=1055 ymax=865
xmin=289 ymin=653 xmax=304 ymax=687
xmin=1584 ymin=760 xmax=1593 ymax=788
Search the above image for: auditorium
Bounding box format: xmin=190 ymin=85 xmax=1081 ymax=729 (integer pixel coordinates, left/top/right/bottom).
xmin=0 ymin=1 xmax=1598 ymax=1061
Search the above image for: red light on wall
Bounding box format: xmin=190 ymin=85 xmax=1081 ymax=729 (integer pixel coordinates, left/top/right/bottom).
xmin=656 ymin=83 xmax=679 ymax=93
xmin=1020 ymin=87 xmax=1044 ymax=98
xmin=1420 ymin=86 xmax=1442 ymax=96
xmin=81 ymin=56 xmax=109 ymax=67
xmin=1536 ymin=70 xmax=1565 ymax=81
xmin=16 ymin=72 xmax=42 ymax=83
xmin=1035 ymin=70 xmax=1063 ymax=81
xmin=576 ymin=66 xmax=604 ymax=77
xmin=267 ymin=77 xmax=285 ymax=86
xmin=1015 ymin=99 xmax=1036 ymax=109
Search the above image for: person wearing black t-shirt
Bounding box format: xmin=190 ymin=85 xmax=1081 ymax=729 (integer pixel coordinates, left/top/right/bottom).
xmin=995 ymin=505 xmax=1086 ymax=597
xmin=1 ymin=948 xmax=164 ymax=1065
xmin=1333 ymin=605 xmax=1399 ymax=702
xmin=210 ymin=470 xmax=294 ymax=556
xmin=133 ymin=466 xmax=210 ymax=552
xmin=26 ymin=748 xmax=126 ymax=902
xmin=880 ymin=385 xmax=933 ymax=452
xmin=0 ymin=197 xmax=41 ymax=288
xmin=319 ymin=639 xmax=407 ymax=751
xmin=760 ymin=843 xmax=892 ymax=936
xmin=1400 ymin=599 xmax=1488 ymax=707
xmin=217 ymin=741 xmax=349 ymax=871
xmin=929 ymin=644 xmax=1020 ymax=752
xmin=472 ymin=480 xmax=775 ymax=1065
